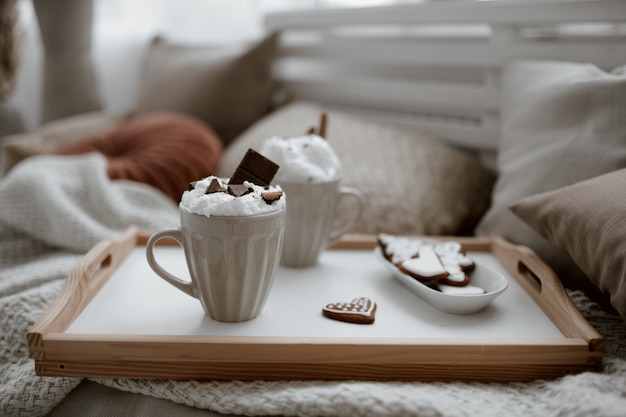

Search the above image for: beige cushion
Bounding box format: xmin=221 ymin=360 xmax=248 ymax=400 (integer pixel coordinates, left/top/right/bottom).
xmin=135 ymin=33 xmax=278 ymax=147
xmin=219 ymin=101 xmax=496 ymax=236
xmin=510 ymin=169 xmax=626 ymax=321
xmin=1 ymin=111 xmax=127 ymax=176
xmin=476 ymin=60 xmax=626 ymax=295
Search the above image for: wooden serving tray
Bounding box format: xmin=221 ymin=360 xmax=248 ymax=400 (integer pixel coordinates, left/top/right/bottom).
xmin=27 ymin=227 xmax=602 ymax=382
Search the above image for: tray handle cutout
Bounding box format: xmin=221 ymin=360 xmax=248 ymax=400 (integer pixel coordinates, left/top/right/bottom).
xmin=28 ymin=227 xmax=139 ymax=339
xmin=517 ymin=260 xmax=542 ymax=294
xmin=491 ymin=235 xmax=602 ymax=347
xmin=85 ymin=249 xmax=113 ymax=288
xmin=75 ymin=227 xmax=138 ymax=299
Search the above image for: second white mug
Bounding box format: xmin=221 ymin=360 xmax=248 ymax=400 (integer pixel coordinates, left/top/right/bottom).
xmin=279 ymin=179 xmax=364 ymax=267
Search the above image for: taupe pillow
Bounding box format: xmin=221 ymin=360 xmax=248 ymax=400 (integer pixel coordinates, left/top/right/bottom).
xmin=219 ymin=101 xmax=496 ymax=236
xmin=510 ymin=169 xmax=626 ymax=322
xmin=476 ymin=60 xmax=626 ymax=294
xmin=135 ymin=33 xmax=278 ymax=147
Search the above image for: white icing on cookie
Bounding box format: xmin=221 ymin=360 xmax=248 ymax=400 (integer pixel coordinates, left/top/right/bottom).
xmin=323 ymin=297 xmax=374 ymax=316
xmin=379 ymin=235 xmax=475 ymax=283
xmin=401 ymin=246 xmax=447 ymax=278
xmin=379 ymin=234 xmax=439 ymax=264
xmin=435 ymin=242 xmax=473 ymax=268
xmin=441 ymin=264 xmax=466 ymax=282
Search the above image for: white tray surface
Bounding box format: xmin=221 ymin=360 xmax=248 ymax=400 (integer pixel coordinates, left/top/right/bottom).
xmin=67 ymin=246 xmax=563 ymax=339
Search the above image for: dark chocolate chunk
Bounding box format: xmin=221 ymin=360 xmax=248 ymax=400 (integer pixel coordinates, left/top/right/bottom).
xmin=206 ymin=178 xmax=226 ymax=194
xmin=228 ymin=184 xmax=253 ymax=197
xmin=261 ymin=190 xmax=283 ymax=204
xmin=229 ymin=148 xmax=279 ymax=186
xmin=187 ymin=181 xmax=197 ymax=191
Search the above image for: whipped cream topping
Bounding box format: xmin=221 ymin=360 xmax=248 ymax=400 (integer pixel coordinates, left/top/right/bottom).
xmin=180 ymin=176 xmax=285 ymax=217
xmin=260 ymin=134 xmax=342 ymax=183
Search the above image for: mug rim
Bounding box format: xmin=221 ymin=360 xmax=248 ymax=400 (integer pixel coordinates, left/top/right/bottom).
xmin=179 ymin=206 xmax=285 ymax=220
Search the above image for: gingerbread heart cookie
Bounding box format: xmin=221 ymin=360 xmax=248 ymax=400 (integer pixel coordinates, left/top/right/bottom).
xmin=322 ymin=297 xmax=376 ymax=324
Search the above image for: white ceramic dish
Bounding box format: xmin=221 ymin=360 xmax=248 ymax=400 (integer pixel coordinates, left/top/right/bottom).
xmin=375 ymin=247 xmax=508 ymax=314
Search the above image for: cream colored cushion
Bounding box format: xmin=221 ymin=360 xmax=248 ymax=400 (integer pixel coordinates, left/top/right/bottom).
xmin=476 ymin=60 xmax=626 ymax=296
xmin=135 ymin=33 xmax=278 ymax=147
xmin=510 ymin=169 xmax=626 ymax=321
xmin=219 ymin=101 xmax=496 ymax=236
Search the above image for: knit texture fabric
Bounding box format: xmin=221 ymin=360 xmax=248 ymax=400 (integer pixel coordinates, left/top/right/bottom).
xmin=1 ymin=154 xmax=625 ymax=417
xmin=0 ymin=154 xmax=177 ymax=416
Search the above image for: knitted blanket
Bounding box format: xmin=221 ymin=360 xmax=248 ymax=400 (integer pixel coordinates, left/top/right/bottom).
xmin=1 ymin=154 xmax=625 ymax=417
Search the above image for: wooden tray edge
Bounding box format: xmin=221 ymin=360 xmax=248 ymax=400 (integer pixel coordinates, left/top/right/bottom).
xmin=27 ymin=227 xmax=139 ymax=360
xmin=490 ymin=235 xmax=603 ymax=352
xmin=27 ymin=227 xmax=603 ymax=379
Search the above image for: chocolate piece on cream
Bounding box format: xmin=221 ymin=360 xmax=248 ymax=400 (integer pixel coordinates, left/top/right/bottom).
xmin=261 ymin=190 xmax=283 ymax=204
xmin=206 ymin=178 xmax=226 ymax=194
xmin=229 ymin=148 xmax=279 ymax=186
xmin=227 ymin=184 xmax=253 ymax=197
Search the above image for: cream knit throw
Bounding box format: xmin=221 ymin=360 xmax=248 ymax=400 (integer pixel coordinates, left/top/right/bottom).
xmin=1 ymin=154 xmax=625 ymax=417
xmin=0 ymin=154 xmax=178 ymax=416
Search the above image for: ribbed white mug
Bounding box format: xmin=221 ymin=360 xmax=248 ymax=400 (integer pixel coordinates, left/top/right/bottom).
xmin=279 ymin=179 xmax=364 ymax=267
xmin=146 ymin=207 xmax=285 ymax=322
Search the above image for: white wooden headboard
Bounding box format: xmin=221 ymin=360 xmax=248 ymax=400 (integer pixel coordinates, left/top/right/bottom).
xmin=264 ymin=0 xmax=626 ymax=153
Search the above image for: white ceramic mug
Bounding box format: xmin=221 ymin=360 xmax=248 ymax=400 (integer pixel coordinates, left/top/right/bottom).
xmin=279 ymin=179 xmax=364 ymax=267
xmin=146 ymin=208 xmax=286 ymax=322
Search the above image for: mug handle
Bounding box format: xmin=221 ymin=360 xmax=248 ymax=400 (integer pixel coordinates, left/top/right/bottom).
xmin=145 ymin=228 xmax=197 ymax=299
xmin=328 ymin=186 xmax=365 ymax=247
